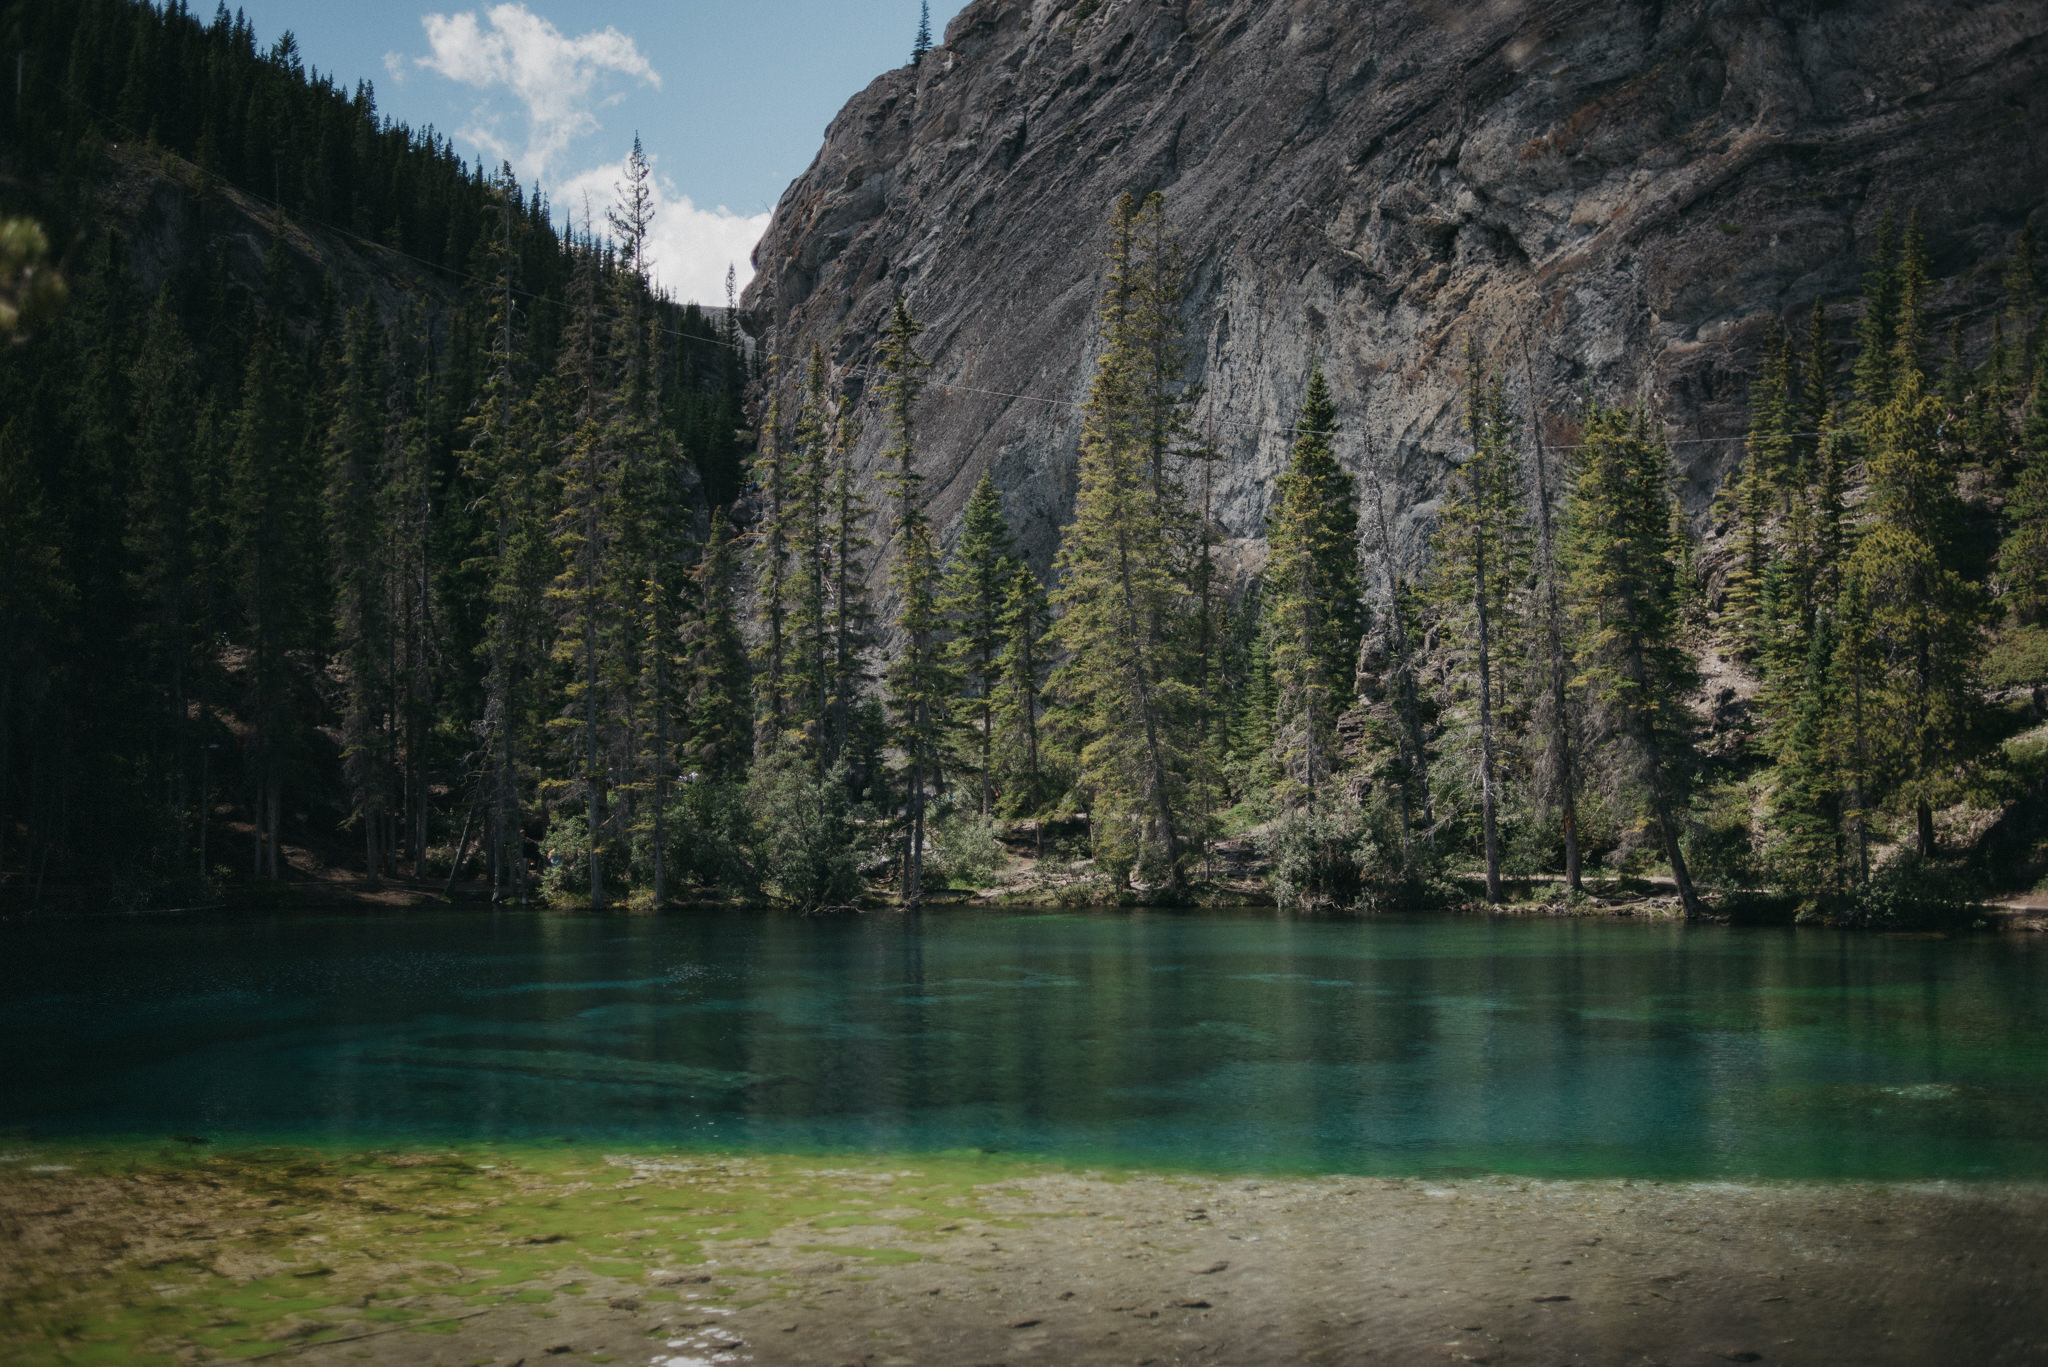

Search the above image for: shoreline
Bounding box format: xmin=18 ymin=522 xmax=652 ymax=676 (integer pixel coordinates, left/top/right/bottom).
xmin=4 ymin=1140 xmax=2044 ymax=1367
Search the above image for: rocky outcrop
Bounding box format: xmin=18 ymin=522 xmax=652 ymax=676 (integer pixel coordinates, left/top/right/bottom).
xmin=743 ymin=0 xmax=2048 ymax=580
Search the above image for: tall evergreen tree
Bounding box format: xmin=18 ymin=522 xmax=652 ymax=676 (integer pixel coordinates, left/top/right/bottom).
xmin=1723 ymin=319 xmax=1794 ymax=660
xmin=1562 ymin=404 xmax=1703 ymax=918
xmin=1852 ymin=207 xmax=1903 ymax=429
xmin=1361 ymin=434 xmax=1437 ymax=874
xmin=912 ymin=1 xmax=933 ymax=66
xmin=751 ymin=389 xmax=795 ymax=739
xmin=784 ymin=345 xmax=836 ymax=758
xmin=879 ymin=296 xmax=949 ymax=905
xmin=825 ymin=408 xmax=877 ymax=773
xmin=1847 ymin=272 xmax=1983 ymax=858
xmin=993 ymin=560 xmax=1050 ymax=816
xmin=326 ymin=305 xmax=395 ymax=880
xmin=1045 ymin=193 xmax=1199 ymax=892
xmin=546 ymin=237 xmax=616 ymax=908
xmin=224 ymin=275 xmax=323 ymax=881
xmin=124 ymin=290 xmax=207 ymax=866
xmin=2002 ymin=364 xmax=2048 ymax=623
xmin=941 ymin=472 xmax=1020 ymax=815
xmin=461 ymin=166 xmax=549 ymax=904
xmin=1259 ymin=364 xmax=1362 ymax=806
xmin=1426 ymin=356 xmax=1525 ymax=902
xmin=683 ymin=509 xmax=754 ymax=784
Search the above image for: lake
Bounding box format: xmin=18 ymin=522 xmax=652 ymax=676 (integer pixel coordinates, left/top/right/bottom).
xmin=2 ymin=908 xmax=2043 ymax=1180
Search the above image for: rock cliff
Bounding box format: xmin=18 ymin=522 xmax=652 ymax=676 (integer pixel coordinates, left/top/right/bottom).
xmin=742 ymin=0 xmax=2048 ymax=579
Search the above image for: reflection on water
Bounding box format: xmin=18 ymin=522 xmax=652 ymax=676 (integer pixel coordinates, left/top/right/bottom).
xmin=1 ymin=909 xmax=2043 ymax=1179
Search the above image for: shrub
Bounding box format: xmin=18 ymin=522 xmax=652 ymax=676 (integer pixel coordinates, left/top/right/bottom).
xmin=662 ymin=779 xmax=758 ymax=898
xmin=1264 ymin=800 xmax=1387 ymax=911
xmin=539 ymin=810 xmax=621 ymax=904
xmin=928 ymin=809 xmax=1007 ymax=887
xmin=1827 ymin=852 xmax=1985 ymax=930
xmin=747 ymin=752 xmax=866 ymax=913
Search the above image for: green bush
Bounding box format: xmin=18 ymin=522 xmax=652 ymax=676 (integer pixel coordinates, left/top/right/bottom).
xmin=1986 ymin=624 xmax=2048 ymax=688
xmin=1828 ymin=853 xmax=1985 ymax=930
xmin=662 ymin=779 xmax=758 ymax=898
xmin=539 ymin=810 xmax=620 ymax=904
xmin=747 ymin=752 xmax=866 ymax=913
xmin=928 ymin=809 xmax=1007 ymax=886
xmin=1265 ymin=801 xmax=1379 ymax=911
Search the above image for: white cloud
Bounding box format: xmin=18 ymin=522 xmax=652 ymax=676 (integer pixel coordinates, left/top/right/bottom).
xmin=556 ymin=159 xmax=770 ymax=306
xmin=411 ymin=3 xmax=659 ymax=181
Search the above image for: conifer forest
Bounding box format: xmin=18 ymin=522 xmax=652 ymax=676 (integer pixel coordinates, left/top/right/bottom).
xmin=3 ymin=0 xmax=2047 ymax=931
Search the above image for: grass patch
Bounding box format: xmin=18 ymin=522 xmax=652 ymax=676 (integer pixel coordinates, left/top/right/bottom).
xmin=0 ymin=1138 xmax=1068 ymax=1367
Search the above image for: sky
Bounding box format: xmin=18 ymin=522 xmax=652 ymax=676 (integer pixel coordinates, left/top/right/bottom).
xmin=230 ymin=0 xmax=935 ymax=302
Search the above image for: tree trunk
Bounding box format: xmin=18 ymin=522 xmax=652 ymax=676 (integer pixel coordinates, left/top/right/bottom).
xmin=1525 ymin=376 xmax=1582 ymax=894
xmin=652 ymin=690 xmax=667 ymax=908
xmin=1114 ymin=537 xmax=1181 ymax=893
xmin=266 ymin=775 xmax=282 ymax=881
xmin=1916 ymin=799 xmax=1936 ymax=859
xmin=444 ymin=799 xmax=477 ymax=897
xmin=586 ymin=505 xmax=604 ymax=911
xmin=1649 ymin=774 xmax=1703 ymax=920
xmin=1472 ymin=477 xmax=1502 ymax=905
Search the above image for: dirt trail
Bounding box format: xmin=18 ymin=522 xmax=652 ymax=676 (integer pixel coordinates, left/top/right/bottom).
xmin=3 ymin=1147 xmax=2042 ymax=1367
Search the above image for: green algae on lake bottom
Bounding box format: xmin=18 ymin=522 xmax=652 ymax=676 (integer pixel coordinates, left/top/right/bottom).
xmin=0 ymin=1139 xmax=1068 ymax=1366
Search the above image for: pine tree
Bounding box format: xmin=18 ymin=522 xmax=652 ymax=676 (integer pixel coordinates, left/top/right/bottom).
xmin=2004 ymin=365 xmax=2048 ymax=624
xmin=1260 ymin=364 xmax=1362 ymax=807
xmin=1044 ymin=193 xmax=1199 ymax=892
xmin=326 ymin=305 xmax=395 ymax=880
xmin=1361 ymin=434 xmax=1437 ymax=874
xmin=460 ymin=166 xmax=549 ymax=904
xmin=879 ymin=295 xmax=950 ymax=905
xmin=2004 ymin=226 xmax=2039 ymax=391
xmin=1852 ymin=207 xmax=1902 ymax=429
xmin=1798 ymin=298 xmax=1834 ymax=469
xmin=1425 ymin=356 xmax=1525 ymax=902
xmin=1765 ymin=613 xmax=1844 ymax=897
xmin=783 ymin=345 xmax=835 ymax=758
xmin=1851 ymin=335 xmax=1983 ymax=858
xmin=546 ymin=237 xmax=616 ymax=908
xmin=1562 ymin=404 xmax=1703 ymax=918
xmin=752 ymin=389 xmax=795 ymax=738
xmin=1723 ymin=319 xmax=1794 ymax=660
xmin=608 ymin=138 xmax=690 ymax=903
xmin=224 ymin=274 xmax=322 ymax=881
xmin=0 ymin=419 xmax=73 ymax=892
xmin=912 ymin=1 xmax=933 ymax=66
xmin=826 ymin=408 xmax=877 ymax=775
xmin=124 ymin=290 xmax=205 ymax=864
xmin=683 ymin=509 xmax=753 ymax=783
xmin=1524 ymin=376 xmax=1582 ymax=892
xmin=941 ymin=472 xmax=1019 ymax=815
xmin=993 ymin=560 xmax=1050 ymax=815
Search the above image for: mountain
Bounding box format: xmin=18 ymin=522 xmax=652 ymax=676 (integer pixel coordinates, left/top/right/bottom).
xmin=742 ymin=0 xmax=2048 ymax=570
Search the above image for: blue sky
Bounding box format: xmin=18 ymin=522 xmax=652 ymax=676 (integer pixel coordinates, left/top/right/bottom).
xmin=232 ymin=0 xmax=935 ymax=301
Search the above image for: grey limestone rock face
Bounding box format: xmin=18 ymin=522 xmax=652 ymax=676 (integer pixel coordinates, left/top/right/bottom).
xmin=742 ymin=0 xmax=2048 ymax=586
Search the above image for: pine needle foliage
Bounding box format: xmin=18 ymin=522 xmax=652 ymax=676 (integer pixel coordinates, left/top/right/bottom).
xmin=1259 ymin=363 xmax=1363 ymax=806
xmin=1045 ymin=192 xmax=1200 ymax=893
xmin=879 ymin=296 xmax=952 ymax=906
xmin=942 ymin=472 xmax=1021 ymax=815
xmin=1561 ymin=403 xmax=1704 ymax=918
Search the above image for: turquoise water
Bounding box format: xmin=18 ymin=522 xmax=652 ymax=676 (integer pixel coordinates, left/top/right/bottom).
xmin=2 ymin=909 xmax=2043 ymax=1179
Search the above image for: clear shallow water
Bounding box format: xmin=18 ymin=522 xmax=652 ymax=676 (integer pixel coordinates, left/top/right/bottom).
xmin=1 ymin=909 xmax=2044 ymax=1179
